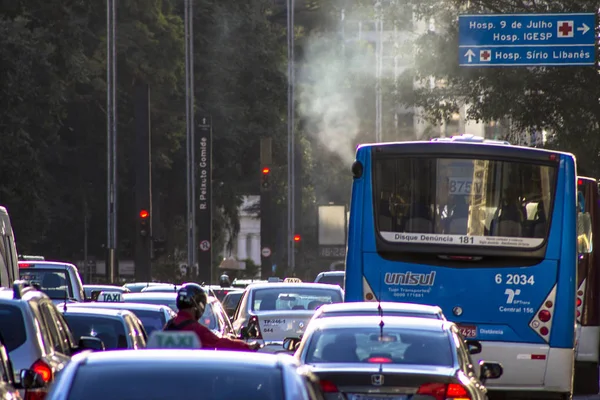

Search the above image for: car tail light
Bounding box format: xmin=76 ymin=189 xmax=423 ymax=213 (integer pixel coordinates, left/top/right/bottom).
xmin=24 ymin=391 xmax=47 ymax=400
xmin=367 ymin=356 xmax=393 ymax=363
xmin=416 ymin=382 xmax=471 ymax=400
xmin=248 ymin=316 xmax=263 ymax=339
xmin=19 ymin=263 xmax=31 ymax=268
xmin=31 ymin=359 xmax=53 ymax=383
xmin=319 ymin=380 xmax=339 ymax=393
xmin=576 ymin=280 xmax=586 ymax=323
xmin=529 ymin=284 xmax=557 ymax=342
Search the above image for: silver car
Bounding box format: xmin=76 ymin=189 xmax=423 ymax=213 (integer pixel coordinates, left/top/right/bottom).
xmin=45 ymin=350 xmax=327 ymax=400
xmin=18 ymin=261 xmax=85 ymax=303
xmin=232 ymin=283 xmax=344 ymax=348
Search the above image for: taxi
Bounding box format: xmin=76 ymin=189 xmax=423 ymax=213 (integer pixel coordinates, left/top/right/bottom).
xmin=232 ymin=279 xmax=343 ymax=352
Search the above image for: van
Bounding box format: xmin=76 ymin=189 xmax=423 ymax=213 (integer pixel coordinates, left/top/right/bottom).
xmin=0 ymin=206 xmax=19 ymax=288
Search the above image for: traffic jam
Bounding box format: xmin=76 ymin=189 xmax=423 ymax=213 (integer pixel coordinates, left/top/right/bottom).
xmin=0 ymin=257 xmax=503 ymax=400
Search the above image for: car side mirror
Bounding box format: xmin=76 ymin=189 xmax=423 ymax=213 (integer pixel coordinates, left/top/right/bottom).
xmin=19 ymin=369 xmax=45 ymax=389
xmin=77 ymin=336 xmax=105 ymax=352
xmin=240 ymin=327 xmax=250 ymax=340
xmin=479 ymin=361 xmax=503 ymax=382
xmin=282 ymin=337 xmax=301 ymax=352
xmin=466 ymin=340 xmax=482 ymax=355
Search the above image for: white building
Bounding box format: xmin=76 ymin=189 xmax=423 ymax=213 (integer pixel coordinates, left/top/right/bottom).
xmin=221 ymin=195 xmax=261 ymax=266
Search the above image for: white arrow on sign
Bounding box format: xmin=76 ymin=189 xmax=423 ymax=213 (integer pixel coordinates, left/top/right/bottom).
xmin=464 ymin=49 xmax=475 ymax=62
xmin=577 ymin=23 xmax=590 ymax=35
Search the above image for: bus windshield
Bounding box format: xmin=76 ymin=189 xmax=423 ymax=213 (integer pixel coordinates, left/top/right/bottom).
xmin=374 ymin=156 xmax=557 ymax=249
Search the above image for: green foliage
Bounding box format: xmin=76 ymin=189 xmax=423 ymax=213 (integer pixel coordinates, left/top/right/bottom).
xmin=0 ymin=0 xmax=288 ymax=276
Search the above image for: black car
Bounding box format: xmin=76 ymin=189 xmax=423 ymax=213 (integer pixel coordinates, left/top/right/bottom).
xmin=289 ymin=315 xmax=503 ymax=400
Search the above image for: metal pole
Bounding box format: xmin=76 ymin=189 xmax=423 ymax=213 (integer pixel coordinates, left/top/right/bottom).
xmin=287 ymin=0 xmax=296 ymax=272
xmin=106 ymin=0 xmax=117 ymax=283
xmin=189 ymin=0 xmax=197 ymax=276
xmin=84 ymin=200 xmax=89 ymax=283
xmin=184 ymin=0 xmax=194 ymax=273
xmin=375 ymin=0 xmax=383 ymax=143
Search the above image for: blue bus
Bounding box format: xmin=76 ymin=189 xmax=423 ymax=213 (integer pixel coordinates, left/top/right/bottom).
xmin=345 ymin=135 xmax=591 ymax=399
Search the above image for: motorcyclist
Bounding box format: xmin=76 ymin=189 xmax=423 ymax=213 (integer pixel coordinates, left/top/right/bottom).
xmin=163 ymin=283 xmax=260 ymax=351
xmin=219 ymin=273 xmax=231 ymax=288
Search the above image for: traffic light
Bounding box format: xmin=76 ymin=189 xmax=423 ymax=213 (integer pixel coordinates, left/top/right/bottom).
xmin=152 ymin=238 xmax=166 ymax=259
xmin=139 ymin=209 xmax=149 ymax=237
xmin=293 ymin=234 xmax=301 ymax=249
xmin=261 ymin=167 xmax=271 ymax=191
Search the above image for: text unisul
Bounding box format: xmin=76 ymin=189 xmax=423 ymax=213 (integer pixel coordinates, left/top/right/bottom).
xmin=384 ymin=271 xmax=436 ymax=286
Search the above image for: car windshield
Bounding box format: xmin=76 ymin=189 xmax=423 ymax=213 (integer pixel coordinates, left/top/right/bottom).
xmin=65 ymin=363 xmax=284 ymax=400
xmin=19 ymin=268 xmax=74 ymax=299
xmin=305 ymin=327 xmax=453 ymax=366
xmin=63 ymin=314 xmax=128 ymax=350
xmin=251 ymin=288 xmax=343 ymax=311
xmin=123 ymin=296 xmax=178 ymax=312
xmin=374 ymin=156 xmax=557 ymax=248
xmin=0 ymin=305 xmax=26 ymax=352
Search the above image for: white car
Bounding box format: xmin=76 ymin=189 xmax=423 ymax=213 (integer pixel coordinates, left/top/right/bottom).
xmin=311 ymin=301 xmax=447 ymax=321
xmin=232 ymin=282 xmax=344 ymax=351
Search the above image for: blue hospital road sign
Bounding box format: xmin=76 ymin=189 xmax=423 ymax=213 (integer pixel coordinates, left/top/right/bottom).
xmin=458 ymin=13 xmax=596 ymax=67
xmin=459 ymin=45 xmax=594 ymax=67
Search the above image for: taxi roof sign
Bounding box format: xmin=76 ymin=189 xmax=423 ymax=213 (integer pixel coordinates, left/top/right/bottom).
xmin=283 ymin=277 xmax=302 ymax=283
xmin=96 ymin=291 xmax=123 ymax=303
xmin=146 ymin=331 xmax=202 ymax=349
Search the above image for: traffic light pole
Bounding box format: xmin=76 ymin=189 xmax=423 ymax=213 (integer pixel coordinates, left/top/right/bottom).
xmin=134 ymin=83 xmax=152 ymax=282
xmin=260 ymin=187 xmax=273 ymax=280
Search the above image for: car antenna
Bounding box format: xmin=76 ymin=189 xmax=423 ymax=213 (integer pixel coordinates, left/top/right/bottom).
xmin=377 ymin=270 xmax=384 ymax=373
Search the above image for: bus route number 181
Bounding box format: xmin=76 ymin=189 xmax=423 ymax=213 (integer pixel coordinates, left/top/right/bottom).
xmin=495 ymin=274 xmax=535 ymax=285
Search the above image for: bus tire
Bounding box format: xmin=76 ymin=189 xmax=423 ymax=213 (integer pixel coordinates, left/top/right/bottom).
xmin=573 ymin=361 xmax=599 ymax=395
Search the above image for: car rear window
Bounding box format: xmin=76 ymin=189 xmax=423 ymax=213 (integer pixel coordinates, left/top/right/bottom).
xmin=123 ymin=295 xmax=177 ymax=312
xmin=252 ymin=287 xmax=342 ymax=311
xmin=223 ymin=292 xmax=243 ymax=309
xmin=305 ymin=327 xmax=453 ymax=366
xmin=63 ymin=315 xmax=128 ymax=350
xmin=316 ymin=275 xmax=345 ymax=287
xmin=0 ymin=305 xmax=26 ymax=351
xmin=66 ymin=363 xmax=284 ymax=400
xmin=19 ymin=268 xmax=73 ymax=299
xmin=127 ymin=310 xmax=167 ymax=335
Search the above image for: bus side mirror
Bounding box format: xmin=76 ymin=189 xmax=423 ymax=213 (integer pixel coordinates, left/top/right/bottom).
xmin=578 ymin=212 xmax=593 ymax=254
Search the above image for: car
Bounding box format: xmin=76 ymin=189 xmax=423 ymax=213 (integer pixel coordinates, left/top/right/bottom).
xmin=221 ymin=289 xmax=244 ymax=319
xmin=232 ymin=282 xmax=344 ymax=346
xmin=0 ymin=337 xmax=23 ymax=399
xmin=314 ymin=271 xmax=345 ymax=288
xmin=83 ymin=285 xmax=130 ymax=300
xmin=311 ymin=301 xmax=447 ymax=321
xmin=0 ymin=282 xmax=103 ymax=398
xmin=287 ymin=315 xmax=503 ymax=400
xmin=45 ymin=349 xmax=327 ymax=400
xmin=59 ymin=307 xmax=147 ymax=350
xmin=0 ymin=206 xmax=19 ymax=290
xmin=140 ymin=284 xmax=180 ymax=293
xmin=103 ymin=292 xmax=235 ymax=338
xmin=63 ymin=302 xmax=175 ymax=335
xmin=18 ymin=261 xmax=85 ymax=303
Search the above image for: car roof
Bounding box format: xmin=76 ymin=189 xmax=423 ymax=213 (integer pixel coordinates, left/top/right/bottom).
xmin=246 ymin=282 xmax=343 ymax=290
xmin=124 ymin=292 xmax=177 ymax=299
xmin=59 ymin=307 xmax=133 ymax=318
xmin=318 ymin=302 xmax=442 ymax=314
xmin=18 ymin=261 xmax=78 ymax=269
xmin=72 ymin=349 xmax=298 ymax=367
xmin=0 ymin=287 xmax=48 ymax=302
xmin=65 ymin=302 xmax=171 ymax=312
xmin=309 ymin=315 xmax=452 ymax=332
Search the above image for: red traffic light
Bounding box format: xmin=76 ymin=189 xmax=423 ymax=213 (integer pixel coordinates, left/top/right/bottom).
xmin=293 ymin=234 xmax=301 ymax=242
xmin=262 ymin=167 xmax=270 ymax=175
xmin=139 ymin=209 xmax=149 ymax=219
xmin=578 ymin=179 xmax=583 ymax=186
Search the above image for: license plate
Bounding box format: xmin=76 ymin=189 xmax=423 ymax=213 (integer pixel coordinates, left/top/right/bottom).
xmin=458 ymin=325 xmax=477 ymax=338
xmin=348 ymin=395 xmax=407 ymax=400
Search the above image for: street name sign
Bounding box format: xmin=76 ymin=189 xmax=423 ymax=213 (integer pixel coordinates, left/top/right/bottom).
xmin=458 ymin=13 xmax=596 ymax=67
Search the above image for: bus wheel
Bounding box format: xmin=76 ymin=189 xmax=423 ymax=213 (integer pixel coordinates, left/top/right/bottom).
xmin=573 ymin=361 xmax=599 ymax=395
